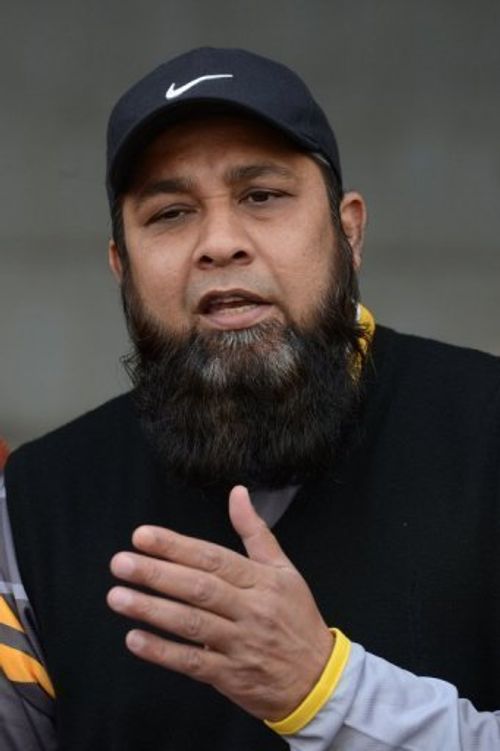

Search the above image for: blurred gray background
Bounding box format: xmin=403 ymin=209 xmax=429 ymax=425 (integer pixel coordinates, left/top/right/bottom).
xmin=1 ymin=0 xmax=499 ymax=448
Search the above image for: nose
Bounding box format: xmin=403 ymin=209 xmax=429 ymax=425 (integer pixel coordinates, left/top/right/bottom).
xmin=194 ymin=204 xmax=254 ymax=270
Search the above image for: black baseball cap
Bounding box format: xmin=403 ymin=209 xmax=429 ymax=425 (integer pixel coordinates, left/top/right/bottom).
xmin=106 ymin=47 xmax=342 ymax=206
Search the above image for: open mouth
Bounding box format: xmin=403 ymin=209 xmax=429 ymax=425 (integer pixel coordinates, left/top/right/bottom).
xmin=197 ymin=289 xmax=272 ymax=329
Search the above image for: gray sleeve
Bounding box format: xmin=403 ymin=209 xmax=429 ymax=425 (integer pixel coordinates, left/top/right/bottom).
xmin=0 ymin=474 xmax=58 ymax=750
xmin=285 ymin=642 xmax=500 ymax=751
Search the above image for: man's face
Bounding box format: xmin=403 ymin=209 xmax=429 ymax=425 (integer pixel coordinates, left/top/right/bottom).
xmin=109 ymin=113 xmax=367 ymax=488
xmin=111 ymin=114 xmax=360 ymax=337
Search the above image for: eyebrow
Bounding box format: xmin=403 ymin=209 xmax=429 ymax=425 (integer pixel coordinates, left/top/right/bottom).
xmin=132 ymin=162 xmax=296 ymax=205
xmin=224 ymin=162 xmax=296 ymax=182
xmin=132 ymin=177 xmax=194 ymax=204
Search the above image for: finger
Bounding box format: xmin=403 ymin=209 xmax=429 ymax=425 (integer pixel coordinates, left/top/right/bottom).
xmin=130 ymin=525 xmax=257 ymax=588
xmin=124 ymin=628 xmax=230 ymax=684
xmin=107 ymin=586 xmax=236 ymax=651
xmin=228 ymin=486 xmax=292 ymax=567
xmin=110 ymin=553 xmax=242 ymax=619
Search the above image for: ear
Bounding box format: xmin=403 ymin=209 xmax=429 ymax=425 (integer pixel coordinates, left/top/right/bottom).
xmin=108 ymin=239 xmax=123 ymax=283
xmin=339 ymin=191 xmax=367 ymax=270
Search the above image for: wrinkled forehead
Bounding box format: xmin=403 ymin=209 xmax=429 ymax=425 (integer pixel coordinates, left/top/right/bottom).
xmin=114 ymin=102 xmax=325 ymax=199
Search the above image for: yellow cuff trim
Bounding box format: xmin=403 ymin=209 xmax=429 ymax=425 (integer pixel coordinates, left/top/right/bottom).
xmin=264 ymin=628 xmax=351 ymax=736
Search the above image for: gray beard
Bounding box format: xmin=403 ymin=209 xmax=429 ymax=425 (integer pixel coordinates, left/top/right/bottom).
xmin=121 ymin=242 xmax=366 ymax=489
xmin=185 ymin=323 xmax=299 ymax=390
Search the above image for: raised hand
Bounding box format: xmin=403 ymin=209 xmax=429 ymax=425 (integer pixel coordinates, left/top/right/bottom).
xmin=107 ymin=485 xmax=333 ymax=721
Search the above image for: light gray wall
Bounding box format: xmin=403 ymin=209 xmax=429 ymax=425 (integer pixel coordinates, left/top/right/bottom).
xmin=1 ymin=0 xmax=499 ymax=447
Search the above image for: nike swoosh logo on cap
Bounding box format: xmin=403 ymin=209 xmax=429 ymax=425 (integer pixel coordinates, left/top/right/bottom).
xmin=166 ymin=74 xmax=234 ymax=100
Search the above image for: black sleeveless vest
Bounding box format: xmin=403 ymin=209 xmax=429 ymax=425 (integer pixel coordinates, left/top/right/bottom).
xmin=6 ymin=327 xmax=500 ymax=749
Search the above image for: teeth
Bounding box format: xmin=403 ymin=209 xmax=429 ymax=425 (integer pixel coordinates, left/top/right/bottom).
xmin=214 ymin=303 xmax=257 ymax=315
xmin=206 ymin=297 xmax=260 ymax=312
xmin=209 ymin=301 xmax=259 ymax=315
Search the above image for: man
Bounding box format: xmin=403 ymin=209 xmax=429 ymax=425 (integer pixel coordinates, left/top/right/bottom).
xmin=2 ymin=47 xmax=500 ymax=750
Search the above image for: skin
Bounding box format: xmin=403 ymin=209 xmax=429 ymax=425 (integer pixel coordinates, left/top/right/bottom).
xmin=109 ymin=487 xmax=334 ymax=721
xmin=107 ymin=115 xmax=367 ymax=722
xmin=109 ymin=115 xmax=366 ymax=334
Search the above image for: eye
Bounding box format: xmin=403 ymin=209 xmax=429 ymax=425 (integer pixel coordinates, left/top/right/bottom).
xmin=146 ymin=205 xmax=194 ymax=225
xmin=243 ymin=189 xmax=284 ymax=205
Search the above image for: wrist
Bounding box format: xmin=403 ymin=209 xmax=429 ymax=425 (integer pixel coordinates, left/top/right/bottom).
xmin=264 ymin=628 xmax=351 ymax=736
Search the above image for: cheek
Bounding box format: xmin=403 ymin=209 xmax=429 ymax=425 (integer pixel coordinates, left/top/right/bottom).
xmin=269 ymin=220 xmax=334 ymax=320
xmin=127 ymin=248 xmax=188 ymax=325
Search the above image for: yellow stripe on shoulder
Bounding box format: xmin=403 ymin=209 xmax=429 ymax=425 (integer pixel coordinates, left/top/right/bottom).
xmin=0 ymin=643 xmax=55 ymax=698
xmin=0 ymin=596 xmax=24 ymax=633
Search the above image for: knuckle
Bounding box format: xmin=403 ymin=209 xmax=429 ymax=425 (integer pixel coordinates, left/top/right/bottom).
xmin=158 ymin=533 xmax=177 ymax=560
xmin=199 ymin=546 xmax=223 ymax=573
xmin=135 ymin=594 xmax=157 ymax=621
xmin=143 ymin=560 xmax=164 ymax=590
xmin=255 ymin=611 xmax=277 ymax=632
xmin=251 ymin=598 xmax=279 ymax=631
xmin=183 ymin=608 xmax=203 ymax=640
xmin=221 ymin=658 xmax=263 ymax=698
xmin=183 ymin=645 xmax=204 ymax=676
xmin=154 ymin=638 xmax=173 ymax=667
xmin=192 ymin=575 xmax=215 ymax=605
xmin=265 ymin=569 xmax=286 ymax=596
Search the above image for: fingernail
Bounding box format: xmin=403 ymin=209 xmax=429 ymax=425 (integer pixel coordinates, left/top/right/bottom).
xmin=112 ymin=553 xmax=135 ymax=576
xmin=127 ymin=630 xmax=145 ymax=652
xmin=108 ymin=587 xmax=133 ymax=610
xmin=134 ymin=526 xmax=156 ymax=547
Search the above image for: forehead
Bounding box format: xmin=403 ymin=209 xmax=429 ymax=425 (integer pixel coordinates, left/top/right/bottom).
xmin=128 ymin=113 xmax=321 ymax=187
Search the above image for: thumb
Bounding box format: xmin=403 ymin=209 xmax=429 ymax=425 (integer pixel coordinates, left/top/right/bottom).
xmin=229 ymin=485 xmax=291 ymax=567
